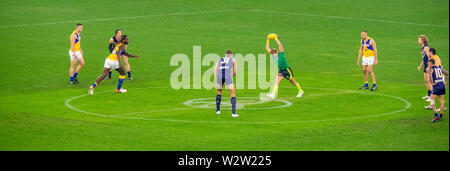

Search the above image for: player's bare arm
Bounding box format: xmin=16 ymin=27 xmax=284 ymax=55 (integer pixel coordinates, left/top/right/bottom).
xmin=109 ymin=37 xmax=114 ymax=44
xmin=117 ymin=46 xmax=125 ymax=65
xmin=233 ymin=59 xmax=237 ymax=76
xmin=419 ymin=46 xmax=429 ymax=71
xmin=266 ymin=38 xmax=271 ymax=53
xmin=70 ymin=34 xmax=77 ymax=59
xmin=371 ymin=39 xmax=378 ymax=65
xmin=357 ymin=40 xmax=362 ymax=66
xmin=123 ymin=52 xmax=139 ymax=58
xmin=275 ymin=36 xmax=284 ymax=53
xmin=418 ymin=59 xmax=424 ymax=72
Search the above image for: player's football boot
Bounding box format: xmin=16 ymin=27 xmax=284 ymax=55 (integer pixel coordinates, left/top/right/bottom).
xmin=88 ymin=86 xmax=94 ymax=95
xmin=359 ymin=86 xmax=369 ymax=90
xmin=73 ymin=78 xmax=79 ymax=84
xmin=296 ymin=91 xmax=304 ymax=98
xmin=116 ymin=88 xmax=127 ymax=93
xmin=128 ymin=77 xmax=133 ymax=81
xmin=232 ymin=114 xmax=239 ymax=118
xmin=70 ymin=81 xmax=75 ymax=85
xmin=431 ymin=116 xmax=440 ymax=123
xmin=370 ymin=86 xmax=377 ymax=91
xmin=216 ymin=111 xmax=221 ymax=115
xmin=422 ymin=95 xmax=430 ymax=99
xmin=267 ymin=93 xmax=275 ymax=100
xmin=424 ymin=105 xmax=432 ymax=110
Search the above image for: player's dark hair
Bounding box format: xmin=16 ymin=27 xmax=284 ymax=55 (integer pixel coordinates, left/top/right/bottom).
xmin=121 ymin=35 xmax=128 ymax=44
xmin=361 ymin=30 xmax=367 ymax=33
xmin=226 ymin=50 xmax=232 ymax=54
xmin=115 ymin=29 xmax=122 ymax=36
xmin=429 ymin=48 xmax=436 ymax=55
xmin=429 ymin=59 xmax=435 ymax=65
xmin=76 ymin=23 xmax=82 ymax=27
xmin=121 ymin=35 xmax=128 ymax=41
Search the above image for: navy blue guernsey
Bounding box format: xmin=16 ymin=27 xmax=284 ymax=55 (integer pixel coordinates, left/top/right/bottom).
xmin=109 ymin=36 xmax=119 ymax=53
xmin=431 ymin=65 xmax=445 ymax=86
xmin=421 ymin=44 xmax=429 ymax=72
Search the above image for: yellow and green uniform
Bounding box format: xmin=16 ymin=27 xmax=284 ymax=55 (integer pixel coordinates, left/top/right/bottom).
xmin=277 ymin=52 xmax=290 ymax=70
xmin=69 ymin=30 xmax=81 ymax=51
xmin=270 ymin=51 xmax=303 ymax=94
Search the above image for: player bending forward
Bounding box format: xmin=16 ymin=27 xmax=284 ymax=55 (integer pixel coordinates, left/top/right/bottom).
xmin=427 ymin=59 xmax=445 ymax=123
xmin=266 ymin=34 xmax=304 ymax=99
xmin=89 ymin=35 xmax=138 ymax=95
xmin=214 ymin=50 xmax=239 ymax=118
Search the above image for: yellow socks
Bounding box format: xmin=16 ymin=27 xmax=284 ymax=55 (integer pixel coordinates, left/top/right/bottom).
xmin=296 ymin=82 xmax=303 ymax=92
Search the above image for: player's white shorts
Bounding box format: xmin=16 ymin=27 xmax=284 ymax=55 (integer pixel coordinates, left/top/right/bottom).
xmin=362 ymin=56 xmax=374 ymax=65
xmin=215 ymin=83 xmax=235 ymax=90
xmin=69 ymin=51 xmax=83 ymax=61
xmin=104 ymin=58 xmax=120 ymax=69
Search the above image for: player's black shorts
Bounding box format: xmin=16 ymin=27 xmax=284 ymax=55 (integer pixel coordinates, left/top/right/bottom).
xmin=278 ymin=67 xmax=294 ymax=80
xmin=432 ymin=83 xmax=446 ymax=96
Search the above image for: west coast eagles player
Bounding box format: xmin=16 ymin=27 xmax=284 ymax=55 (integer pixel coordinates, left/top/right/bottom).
xmin=214 ymin=50 xmax=239 ymax=118
xmin=69 ymin=23 xmax=84 ymax=84
xmin=357 ymin=30 xmax=378 ymax=91
xmin=266 ymin=33 xmax=304 ymax=99
xmin=88 ymin=35 xmax=139 ymax=95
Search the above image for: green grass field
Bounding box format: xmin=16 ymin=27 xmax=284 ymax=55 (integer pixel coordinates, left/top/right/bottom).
xmin=0 ymin=0 xmax=448 ymax=151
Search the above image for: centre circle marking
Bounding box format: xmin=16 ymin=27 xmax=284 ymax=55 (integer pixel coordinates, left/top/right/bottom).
xmin=64 ymin=86 xmax=411 ymax=124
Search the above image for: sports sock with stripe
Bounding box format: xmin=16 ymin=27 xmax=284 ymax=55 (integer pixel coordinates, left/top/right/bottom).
xmin=231 ymin=97 xmax=236 ymax=114
xmin=296 ymin=82 xmax=303 ymax=92
xmin=272 ymin=85 xmax=279 ymax=95
xmin=216 ymin=94 xmax=222 ymax=112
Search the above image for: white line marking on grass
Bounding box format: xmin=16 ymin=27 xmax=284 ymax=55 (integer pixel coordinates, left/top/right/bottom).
xmin=1 ymin=9 xmax=447 ymax=29
xmin=0 ymin=10 xmax=237 ymax=29
xmin=247 ymin=9 xmax=449 ymax=28
xmin=64 ymin=86 xmax=411 ymax=124
xmin=183 ymin=97 xmax=293 ymax=110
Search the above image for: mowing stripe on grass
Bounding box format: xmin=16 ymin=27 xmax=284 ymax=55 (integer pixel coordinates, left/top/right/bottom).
xmin=1 ymin=9 xmax=446 ymax=29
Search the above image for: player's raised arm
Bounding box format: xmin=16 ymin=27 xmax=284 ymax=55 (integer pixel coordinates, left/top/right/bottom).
xmin=275 ymin=36 xmax=284 ymax=53
xmin=371 ymin=39 xmax=378 ymax=65
xmin=109 ymin=37 xmax=115 ymax=52
xmin=266 ymin=38 xmax=272 ymax=54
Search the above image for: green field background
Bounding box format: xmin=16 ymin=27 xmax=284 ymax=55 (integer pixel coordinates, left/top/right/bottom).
xmin=0 ymin=0 xmax=448 ymax=150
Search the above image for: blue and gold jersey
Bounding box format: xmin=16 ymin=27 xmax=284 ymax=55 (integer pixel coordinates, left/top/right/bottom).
xmin=69 ymin=30 xmax=81 ymax=51
xmin=361 ymin=37 xmax=374 ymax=57
xmin=107 ymin=43 xmax=125 ymax=61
